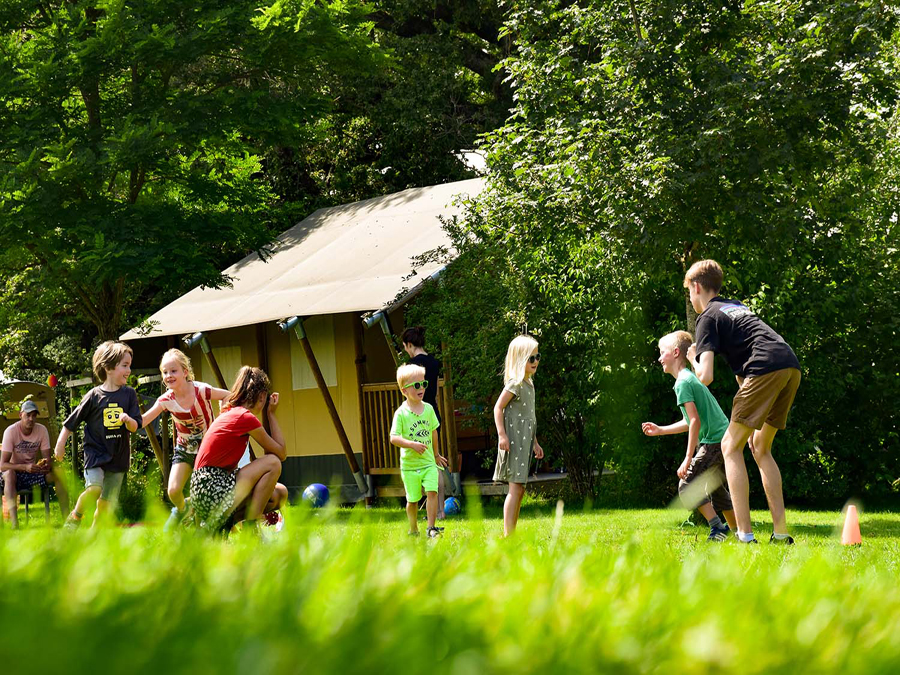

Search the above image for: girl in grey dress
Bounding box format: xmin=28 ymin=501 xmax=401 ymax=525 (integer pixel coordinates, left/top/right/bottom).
xmin=493 ymin=335 xmax=544 ymax=536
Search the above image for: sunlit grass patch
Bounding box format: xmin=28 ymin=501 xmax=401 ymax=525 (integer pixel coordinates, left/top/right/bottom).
xmin=1 ymin=505 xmax=898 ymax=674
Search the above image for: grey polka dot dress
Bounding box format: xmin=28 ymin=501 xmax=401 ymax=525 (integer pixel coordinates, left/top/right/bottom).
xmin=493 ymin=379 xmax=536 ymax=484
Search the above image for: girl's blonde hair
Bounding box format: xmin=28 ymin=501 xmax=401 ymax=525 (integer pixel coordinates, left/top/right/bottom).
xmin=92 ymin=341 xmax=133 ymax=382
xmin=159 ymin=348 xmax=194 ymax=381
xmin=504 ymin=335 xmax=539 ymax=387
xmin=224 ymin=366 xmax=270 ymax=410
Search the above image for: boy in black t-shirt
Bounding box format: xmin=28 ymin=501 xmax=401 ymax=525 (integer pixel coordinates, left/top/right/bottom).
xmin=684 ymin=260 xmax=800 ymax=545
xmin=54 ymin=341 xmax=142 ymax=528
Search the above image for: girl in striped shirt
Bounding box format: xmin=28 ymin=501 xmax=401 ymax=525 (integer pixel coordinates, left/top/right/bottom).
xmin=141 ymin=349 xmax=229 ymax=529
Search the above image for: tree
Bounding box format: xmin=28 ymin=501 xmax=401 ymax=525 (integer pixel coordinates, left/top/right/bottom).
xmin=264 ymin=0 xmax=513 ymax=211
xmin=414 ymin=0 xmax=900 ymax=500
xmin=0 ymin=0 xmax=380 ymax=341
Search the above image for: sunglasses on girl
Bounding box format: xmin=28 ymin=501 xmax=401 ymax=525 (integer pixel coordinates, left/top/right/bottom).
xmin=528 ymin=353 xmax=541 ymax=364
xmin=402 ymin=380 xmax=429 ymax=390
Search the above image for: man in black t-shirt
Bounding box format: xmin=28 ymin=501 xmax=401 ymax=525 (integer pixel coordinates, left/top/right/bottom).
xmin=684 ymin=260 xmax=801 ymax=545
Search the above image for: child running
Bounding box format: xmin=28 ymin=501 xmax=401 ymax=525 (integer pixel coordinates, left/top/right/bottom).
xmin=55 ymin=341 xmax=142 ymax=528
xmin=190 ymin=366 xmax=287 ymax=533
xmin=140 ymin=349 xmax=229 ymax=529
xmin=493 ymin=335 xmax=544 ymax=537
xmin=642 ymin=330 xmax=737 ymax=541
xmin=390 ymin=363 xmax=448 ymax=538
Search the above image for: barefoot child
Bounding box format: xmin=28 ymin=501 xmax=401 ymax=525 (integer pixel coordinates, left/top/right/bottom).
xmin=390 ymin=363 xmax=448 ymax=538
xmin=54 ymin=341 xmax=141 ymax=528
xmin=642 ymin=330 xmax=737 ymax=541
xmin=140 ymin=349 xmax=229 ymax=529
xmin=190 ymin=366 xmax=288 ymax=533
xmin=493 ymin=335 xmax=544 ymax=537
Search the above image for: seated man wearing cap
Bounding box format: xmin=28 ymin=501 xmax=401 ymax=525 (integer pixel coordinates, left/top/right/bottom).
xmin=1 ymin=400 xmax=69 ymax=528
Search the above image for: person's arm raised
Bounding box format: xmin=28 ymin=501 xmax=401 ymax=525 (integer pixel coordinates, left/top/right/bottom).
xmin=641 ymin=419 xmax=690 ymax=436
xmin=138 ymin=400 xmax=164 ymax=428
xmin=248 ymin=393 xmax=286 ymax=461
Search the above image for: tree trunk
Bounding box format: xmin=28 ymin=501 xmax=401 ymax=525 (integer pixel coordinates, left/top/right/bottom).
xmin=683 ymin=240 xmax=699 ymax=335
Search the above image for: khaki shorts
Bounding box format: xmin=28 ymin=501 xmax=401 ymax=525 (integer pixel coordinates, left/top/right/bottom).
xmin=731 ymin=368 xmax=801 ymax=430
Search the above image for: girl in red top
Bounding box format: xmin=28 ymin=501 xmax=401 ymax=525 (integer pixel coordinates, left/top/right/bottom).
xmin=190 ymin=366 xmax=287 ymax=532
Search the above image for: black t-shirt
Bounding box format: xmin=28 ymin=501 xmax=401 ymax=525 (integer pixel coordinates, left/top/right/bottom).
xmin=410 ymin=353 xmax=442 ymax=425
xmin=695 ymin=297 xmax=800 ymax=377
xmin=64 ymin=386 xmax=142 ymax=472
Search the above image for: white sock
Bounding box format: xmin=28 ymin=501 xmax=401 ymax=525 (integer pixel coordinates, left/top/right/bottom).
xmin=738 ymin=531 xmax=756 ymax=543
xmin=772 ymin=532 xmax=791 ymax=540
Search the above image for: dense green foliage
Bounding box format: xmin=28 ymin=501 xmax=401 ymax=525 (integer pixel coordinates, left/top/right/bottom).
xmin=1 ymin=506 xmax=899 ymax=673
xmin=414 ymin=0 xmax=900 ymax=503
xmin=0 ymin=0 xmax=504 ymax=372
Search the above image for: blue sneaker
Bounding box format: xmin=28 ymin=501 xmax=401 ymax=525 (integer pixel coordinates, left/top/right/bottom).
xmin=163 ymin=506 xmax=185 ymax=532
xmin=707 ymin=523 xmax=731 ymax=542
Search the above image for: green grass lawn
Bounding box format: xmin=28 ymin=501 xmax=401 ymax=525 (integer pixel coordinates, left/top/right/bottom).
xmin=1 ymin=499 xmax=899 ymax=674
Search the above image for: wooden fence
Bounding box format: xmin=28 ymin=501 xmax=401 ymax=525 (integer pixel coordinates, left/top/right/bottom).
xmin=361 ymin=380 xmax=454 ymax=474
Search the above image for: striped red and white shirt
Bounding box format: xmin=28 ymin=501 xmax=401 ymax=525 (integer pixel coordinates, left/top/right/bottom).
xmin=157 ymin=381 xmax=216 ymax=446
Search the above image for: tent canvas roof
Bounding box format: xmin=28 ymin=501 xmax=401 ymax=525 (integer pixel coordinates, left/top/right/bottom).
xmin=121 ymin=178 xmax=484 ymax=340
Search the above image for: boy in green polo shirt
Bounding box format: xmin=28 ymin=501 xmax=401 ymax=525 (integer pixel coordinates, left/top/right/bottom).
xmin=642 ymin=331 xmax=737 ymax=542
xmin=390 ymin=363 xmax=448 ymax=538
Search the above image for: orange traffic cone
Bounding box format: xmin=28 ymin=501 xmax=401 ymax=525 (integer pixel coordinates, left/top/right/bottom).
xmin=841 ymin=504 xmax=862 ymax=546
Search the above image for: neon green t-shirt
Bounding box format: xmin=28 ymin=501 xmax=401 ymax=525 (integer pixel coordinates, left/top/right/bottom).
xmin=674 ymin=369 xmax=729 ymax=445
xmin=390 ymin=401 xmax=440 ymax=471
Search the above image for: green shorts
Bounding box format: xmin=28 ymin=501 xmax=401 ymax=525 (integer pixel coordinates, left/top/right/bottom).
xmin=401 ymin=465 xmax=439 ymax=503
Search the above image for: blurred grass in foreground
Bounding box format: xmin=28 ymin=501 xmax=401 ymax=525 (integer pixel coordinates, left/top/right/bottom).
xmin=1 ymin=502 xmax=899 ymax=674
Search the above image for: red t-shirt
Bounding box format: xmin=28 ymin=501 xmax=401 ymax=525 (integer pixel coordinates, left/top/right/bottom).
xmin=194 ymin=407 xmax=261 ymax=472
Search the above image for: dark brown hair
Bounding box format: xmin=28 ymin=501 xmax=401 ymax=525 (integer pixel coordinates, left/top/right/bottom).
xmin=401 ymin=326 xmax=426 ymax=348
xmin=223 ymin=366 xmax=270 ymax=410
xmin=683 ymin=259 xmax=724 ymax=293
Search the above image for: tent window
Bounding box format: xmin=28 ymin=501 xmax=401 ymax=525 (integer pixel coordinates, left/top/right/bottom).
xmin=290 ymin=315 xmax=337 ymax=390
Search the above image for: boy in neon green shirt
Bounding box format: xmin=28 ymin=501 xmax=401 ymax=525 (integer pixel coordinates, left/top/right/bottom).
xmin=390 ymin=363 xmax=448 ymax=538
xmin=642 ymin=331 xmax=737 ymax=542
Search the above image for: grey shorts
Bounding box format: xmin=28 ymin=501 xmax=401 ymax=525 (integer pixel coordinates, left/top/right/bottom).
xmin=84 ymin=467 xmax=125 ymax=501
xmin=677 ymin=442 xmax=733 ymax=513
xmin=171 ymin=445 xmax=198 ymax=467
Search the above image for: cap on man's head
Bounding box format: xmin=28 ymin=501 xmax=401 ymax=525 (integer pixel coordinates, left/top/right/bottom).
xmin=20 ymin=400 xmax=39 ymax=414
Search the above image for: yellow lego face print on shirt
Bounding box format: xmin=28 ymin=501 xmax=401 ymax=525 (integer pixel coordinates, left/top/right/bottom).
xmin=103 ymin=404 xmax=124 ymax=429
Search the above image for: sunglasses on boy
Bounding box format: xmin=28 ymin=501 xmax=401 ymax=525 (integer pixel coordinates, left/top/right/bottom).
xmin=528 ymin=353 xmax=541 ymax=364
xmin=402 ymin=380 xmax=429 ymax=390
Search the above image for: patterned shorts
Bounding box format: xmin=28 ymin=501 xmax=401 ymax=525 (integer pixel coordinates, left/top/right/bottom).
xmin=190 ymin=466 xmax=236 ymax=531
xmin=0 ymin=470 xmax=48 ymax=492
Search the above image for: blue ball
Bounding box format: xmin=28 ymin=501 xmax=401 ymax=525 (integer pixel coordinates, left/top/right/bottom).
xmin=302 ymin=483 xmax=329 ymax=508
xmin=444 ymin=497 xmax=461 ymax=516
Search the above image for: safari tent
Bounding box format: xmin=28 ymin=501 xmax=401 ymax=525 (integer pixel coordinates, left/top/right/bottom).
xmin=121 ymin=178 xmax=485 ymax=498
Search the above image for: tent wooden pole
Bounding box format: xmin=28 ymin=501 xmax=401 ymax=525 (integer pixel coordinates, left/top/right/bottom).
xmin=280 ymin=316 xmax=367 ymax=495
xmin=353 ymin=318 xmax=375 ymax=505
xmin=256 ymin=324 xmax=272 ymax=434
xmin=139 ymin=399 xmax=169 ymax=486
xmin=441 ymin=341 xmax=461 ymax=495
xmin=362 ymin=311 xmax=401 ymax=368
